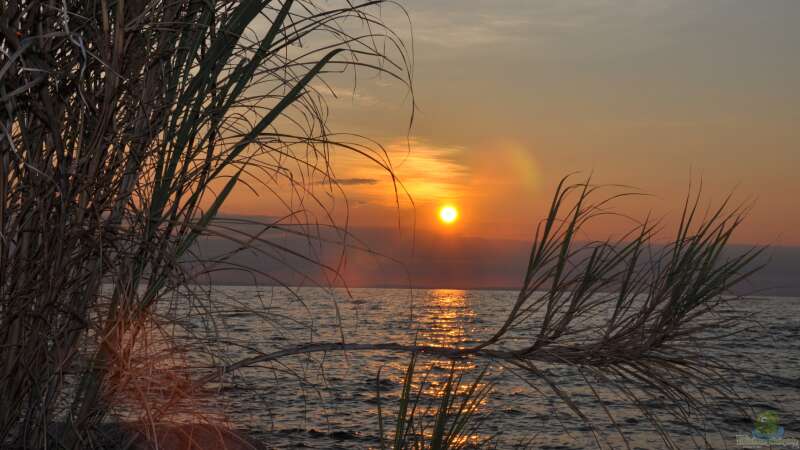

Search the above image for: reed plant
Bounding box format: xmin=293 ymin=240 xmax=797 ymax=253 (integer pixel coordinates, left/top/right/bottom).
xmin=377 ymin=353 xmax=494 ymax=450
xmin=1 ymin=0 xmax=409 ymax=447
xmin=1 ymin=0 xmax=772 ymax=448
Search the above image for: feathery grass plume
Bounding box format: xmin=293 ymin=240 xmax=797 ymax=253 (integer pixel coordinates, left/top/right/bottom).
xmin=469 ymin=175 xmax=766 ymax=448
xmin=0 ymin=0 xmax=410 ymax=447
xmin=0 ymin=0 xmax=770 ymax=447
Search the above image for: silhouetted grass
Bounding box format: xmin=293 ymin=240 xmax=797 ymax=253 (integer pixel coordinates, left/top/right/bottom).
xmin=0 ymin=0 xmax=773 ymax=448
xmin=0 ymin=0 xmax=410 ymax=447
xmin=376 ymin=353 xmax=493 ymax=450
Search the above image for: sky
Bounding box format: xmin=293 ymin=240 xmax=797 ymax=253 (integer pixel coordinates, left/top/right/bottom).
xmin=215 ymin=0 xmax=800 ymax=290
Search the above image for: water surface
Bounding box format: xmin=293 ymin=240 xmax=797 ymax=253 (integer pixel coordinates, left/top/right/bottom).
xmin=124 ymin=288 xmax=800 ymax=449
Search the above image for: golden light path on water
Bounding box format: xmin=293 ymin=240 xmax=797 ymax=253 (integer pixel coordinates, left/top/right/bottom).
xmin=411 ymin=289 xmax=489 ymax=446
xmin=415 ymin=289 xmax=484 ymax=398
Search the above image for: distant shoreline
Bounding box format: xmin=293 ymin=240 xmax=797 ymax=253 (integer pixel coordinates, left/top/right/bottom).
xmin=167 ymin=283 xmax=800 ymax=299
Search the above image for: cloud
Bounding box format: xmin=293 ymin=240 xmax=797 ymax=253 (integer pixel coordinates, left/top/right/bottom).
xmin=399 ymin=0 xmax=684 ymax=49
xmin=408 ymin=12 xmax=530 ymax=48
xmin=328 ymin=178 xmax=380 ymax=186
xmin=308 ymin=83 xmax=380 ymax=107
xmin=328 ymin=138 xmax=471 ymax=207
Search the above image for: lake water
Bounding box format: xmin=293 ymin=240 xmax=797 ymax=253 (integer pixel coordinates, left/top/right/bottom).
xmin=123 ymin=288 xmax=800 ymax=449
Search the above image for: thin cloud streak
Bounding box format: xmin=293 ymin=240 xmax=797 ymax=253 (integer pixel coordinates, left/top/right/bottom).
xmin=399 ymin=0 xmax=686 ymax=49
xmin=324 ymin=178 xmax=380 ymax=186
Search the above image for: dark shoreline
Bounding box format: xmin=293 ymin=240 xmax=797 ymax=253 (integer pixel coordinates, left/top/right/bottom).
xmin=42 ymin=422 xmax=267 ymax=450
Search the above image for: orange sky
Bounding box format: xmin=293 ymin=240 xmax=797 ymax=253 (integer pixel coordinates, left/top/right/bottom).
xmin=221 ymin=0 xmax=800 ymax=247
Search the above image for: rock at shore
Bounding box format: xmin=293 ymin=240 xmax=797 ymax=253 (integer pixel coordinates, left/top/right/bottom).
xmin=126 ymin=423 xmax=266 ymax=450
xmin=48 ymin=422 xmax=266 ymax=450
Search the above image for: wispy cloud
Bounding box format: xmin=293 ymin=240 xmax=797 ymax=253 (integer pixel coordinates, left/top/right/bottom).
xmin=326 ymin=178 xmax=380 ymax=186
xmin=309 ymin=83 xmax=380 ymax=107
xmin=401 ymin=0 xmax=684 ymax=49
xmin=408 ymin=12 xmax=530 ymax=48
xmin=329 ymin=139 xmax=470 ymax=206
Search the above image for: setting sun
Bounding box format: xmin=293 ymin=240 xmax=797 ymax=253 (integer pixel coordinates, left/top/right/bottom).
xmin=439 ymin=205 xmax=459 ymax=224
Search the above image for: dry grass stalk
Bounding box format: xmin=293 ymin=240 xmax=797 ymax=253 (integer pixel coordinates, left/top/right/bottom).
xmin=1 ymin=0 xmax=409 ymax=447
xmin=1 ymin=0 xmax=770 ymax=448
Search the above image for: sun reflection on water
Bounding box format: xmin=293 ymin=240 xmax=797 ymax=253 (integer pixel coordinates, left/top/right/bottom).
xmin=416 ymin=289 xmax=474 ymax=350
xmin=413 ymin=289 xmax=485 ymax=398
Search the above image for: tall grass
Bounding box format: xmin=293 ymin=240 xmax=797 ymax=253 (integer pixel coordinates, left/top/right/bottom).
xmin=1 ymin=0 xmax=409 ymax=447
xmin=0 ymin=0 xmax=770 ymax=448
xmin=377 ymin=353 xmax=494 ymax=450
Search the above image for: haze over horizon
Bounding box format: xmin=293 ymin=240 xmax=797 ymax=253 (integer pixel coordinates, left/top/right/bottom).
xmin=195 ymin=219 xmax=800 ymax=296
xmin=213 ymin=0 xmax=800 ymax=291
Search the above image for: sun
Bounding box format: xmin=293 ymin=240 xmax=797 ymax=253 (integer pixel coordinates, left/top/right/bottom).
xmin=438 ymin=205 xmax=459 ymax=224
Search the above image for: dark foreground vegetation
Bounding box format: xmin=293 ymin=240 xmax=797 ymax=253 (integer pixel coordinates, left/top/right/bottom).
xmin=0 ymin=0 xmax=778 ymax=448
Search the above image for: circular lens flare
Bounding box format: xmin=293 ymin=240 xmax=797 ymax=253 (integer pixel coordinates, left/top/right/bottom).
xmin=439 ymin=206 xmax=459 ymax=224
